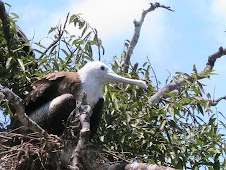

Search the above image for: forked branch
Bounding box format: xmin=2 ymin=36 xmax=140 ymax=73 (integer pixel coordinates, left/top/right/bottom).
xmin=149 ymin=47 xmax=226 ymax=105
xmin=123 ymin=2 xmax=174 ymax=73
xmin=38 ymin=13 xmax=70 ymax=60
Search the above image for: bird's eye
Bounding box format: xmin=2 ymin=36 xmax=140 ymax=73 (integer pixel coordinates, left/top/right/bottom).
xmin=100 ymin=66 xmax=105 ymax=70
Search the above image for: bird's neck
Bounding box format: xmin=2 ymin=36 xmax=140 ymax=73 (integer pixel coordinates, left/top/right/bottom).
xmin=78 ymin=72 xmax=103 ymax=108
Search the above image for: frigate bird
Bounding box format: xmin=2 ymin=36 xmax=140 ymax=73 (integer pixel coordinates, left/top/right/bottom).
xmin=25 ymin=61 xmax=147 ymax=139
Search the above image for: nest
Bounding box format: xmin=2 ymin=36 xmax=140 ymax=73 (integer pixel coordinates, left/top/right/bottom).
xmin=0 ymin=129 xmax=68 ymax=170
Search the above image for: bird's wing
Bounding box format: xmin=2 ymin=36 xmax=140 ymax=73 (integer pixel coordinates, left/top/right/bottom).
xmin=90 ymin=98 xmax=104 ymax=139
xmin=26 ymin=72 xmax=65 ymax=104
xmin=25 ymin=72 xmax=67 ymax=114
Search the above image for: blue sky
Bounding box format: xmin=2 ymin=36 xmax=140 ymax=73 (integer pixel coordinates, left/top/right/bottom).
xmin=3 ymin=0 xmax=226 ymax=135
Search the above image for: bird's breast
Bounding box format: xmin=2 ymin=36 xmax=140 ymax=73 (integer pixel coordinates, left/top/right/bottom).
xmin=79 ymin=82 xmax=103 ymax=109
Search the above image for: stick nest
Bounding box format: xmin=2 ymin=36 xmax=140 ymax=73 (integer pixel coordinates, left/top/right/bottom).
xmin=0 ymin=129 xmax=67 ymax=170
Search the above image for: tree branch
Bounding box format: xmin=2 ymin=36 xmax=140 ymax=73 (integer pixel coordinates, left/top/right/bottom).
xmin=69 ymin=92 xmax=93 ymax=169
xmin=38 ymin=12 xmax=70 ymax=60
xmin=149 ymin=47 xmax=226 ymax=105
xmin=101 ymin=163 xmax=177 ymax=170
xmin=199 ymin=95 xmax=226 ymax=106
xmin=123 ymin=2 xmax=174 ymax=73
xmin=0 ymin=88 xmax=47 ymax=136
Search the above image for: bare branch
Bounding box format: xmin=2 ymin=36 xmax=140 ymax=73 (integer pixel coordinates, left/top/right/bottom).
xmin=123 ymin=2 xmax=174 ymax=73
xmin=199 ymin=95 xmax=226 ymax=106
xmin=0 ymin=88 xmax=47 ymax=136
xmin=70 ymin=92 xmax=93 ymax=169
xmin=124 ymin=163 xmax=177 ymax=170
xmin=38 ymin=12 xmax=70 ymax=60
xmin=101 ymin=163 xmax=177 ymax=170
xmin=149 ymin=47 xmax=226 ymax=105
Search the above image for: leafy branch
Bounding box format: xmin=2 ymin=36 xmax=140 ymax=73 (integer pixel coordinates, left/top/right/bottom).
xmin=149 ymin=47 xmax=226 ymax=105
xmin=38 ymin=13 xmax=70 ymax=60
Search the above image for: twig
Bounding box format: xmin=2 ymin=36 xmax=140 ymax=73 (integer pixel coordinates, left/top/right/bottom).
xmin=147 ymin=56 xmax=159 ymax=89
xmin=123 ymin=2 xmax=174 ymax=73
xmin=70 ymin=92 xmax=93 ymax=169
xmin=199 ymin=95 xmax=226 ymax=106
xmin=0 ymin=88 xmax=47 ymax=136
xmin=38 ymin=13 xmax=70 ymax=60
xmin=149 ymin=47 xmax=226 ymax=105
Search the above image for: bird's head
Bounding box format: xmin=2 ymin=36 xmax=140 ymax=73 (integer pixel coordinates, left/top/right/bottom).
xmin=78 ymin=61 xmax=147 ymax=89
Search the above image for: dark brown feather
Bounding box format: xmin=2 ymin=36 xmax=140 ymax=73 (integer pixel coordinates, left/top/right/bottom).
xmin=25 ymin=72 xmax=81 ymax=115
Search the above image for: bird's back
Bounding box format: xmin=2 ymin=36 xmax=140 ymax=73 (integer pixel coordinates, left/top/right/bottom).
xmin=25 ymin=72 xmax=80 ymax=114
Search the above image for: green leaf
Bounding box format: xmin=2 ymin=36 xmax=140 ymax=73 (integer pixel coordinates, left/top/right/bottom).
xmin=61 ymin=49 xmax=69 ymax=57
xmin=5 ymin=102 xmax=13 ymax=117
xmin=17 ymin=58 xmax=25 ymax=72
xmin=4 ymin=2 xmax=12 ymax=8
xmin=11 ymin=13 xmax=19 ymax=19
xmin=192 ymin=86 xmax=201 ymax=95
xmin=69 ymin=14 xmax=79 ymax=24
xmin=73 ymin=40 xmax=84 ymax=45
xmin=160 ymin=120 xmax=167 ymax=130
xmin=35 ymin=42 xmax=47 ymax=49
xmin=6 ymin=57 xmax=12 ymax=69
xmin=81 ymin=24 xmax=88 ymax=37
xmin=79 ymin=21 xmax=85 ymax=29
xmin=121 ymin=51 xmax=126 ymax=60
xmin=34 ymin=49 xmax=46 ymax=55
xmin=193 ymin=64 xmax=198 ymax=74
xmin=165 ymin=92 xmax=176 ymax=98
xmin=197 ymin=103 xmax=204 ymax=114
xmin=114 ymin=56 xmax=121 ymax=67
xmin=48 ymin=27 xmax=57 ymax=34
xmin=168 ymin=107 xmax=175 ymax=118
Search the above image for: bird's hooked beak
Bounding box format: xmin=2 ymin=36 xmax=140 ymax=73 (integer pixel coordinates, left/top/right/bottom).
xmin=106 ymin=71 xmax=147 ymax=89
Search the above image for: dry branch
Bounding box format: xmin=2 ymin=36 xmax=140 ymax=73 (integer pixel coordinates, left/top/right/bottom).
xmin=199 ymin=95 xmax=226 ymax=106
xmin=38 ymin=13 xmax=70 ymax=60
xmin=69 ymin=92 xmax=93 ymax=169
xmin=0 ymin=88 xmax=47 ymax=136
xmin=123 ymin=2 xmax=174 ymax=73
xmin=149 ymin=47 xmax=226 ymax=105
xmin=124 ymin=163 xmax=177 ymax=170
xmin=101 ymin=162 xmax=177 ymax=170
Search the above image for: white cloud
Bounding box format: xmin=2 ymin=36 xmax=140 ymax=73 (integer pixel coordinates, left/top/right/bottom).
xmin=212 ymin=0 xmax=226 ymax=21
xmin=67 ymin=0 xmax=166 ymax=38
xmin=211 ymin=0 xmax=226 ymax=45
xmin=12 ymin=0 xmax=175 ymax=66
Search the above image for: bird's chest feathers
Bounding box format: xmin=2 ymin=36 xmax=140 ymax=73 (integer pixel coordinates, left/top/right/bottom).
xmin=79 ymin=78 xmax=103 ymax=108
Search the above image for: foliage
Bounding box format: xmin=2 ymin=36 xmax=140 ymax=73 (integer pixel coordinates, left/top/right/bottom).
xmin=0 ymin=4 xmax=225 ymax=170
